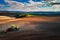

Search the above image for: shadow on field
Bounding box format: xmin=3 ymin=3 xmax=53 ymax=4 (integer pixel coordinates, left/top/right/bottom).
xmin=0 ymin=21 xmax=60 ymax=40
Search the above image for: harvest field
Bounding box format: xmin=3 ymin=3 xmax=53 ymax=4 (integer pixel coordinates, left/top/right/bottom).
xmin=0 ymin=15 xmax=60 ymax=40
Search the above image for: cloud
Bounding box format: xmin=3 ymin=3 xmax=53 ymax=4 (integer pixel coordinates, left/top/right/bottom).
xmin=0 ymin=0 xmax=60 ymax=12
xmin=0 ymin=4 xmax=4 ymax=6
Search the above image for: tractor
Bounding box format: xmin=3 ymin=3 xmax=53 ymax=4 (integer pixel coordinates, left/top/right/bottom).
xmin=1 ymin=24 xmax=19 ymax=33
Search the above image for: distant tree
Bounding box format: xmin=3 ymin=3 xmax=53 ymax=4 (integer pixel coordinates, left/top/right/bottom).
xmin=15 ymin=14 xmax=27 ymax=18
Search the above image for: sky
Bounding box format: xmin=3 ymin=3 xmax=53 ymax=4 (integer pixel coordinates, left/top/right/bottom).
xmin=0 ymin=0 xmax=41 ymax=4
xmin=0 ymin=0 xmax=60 ymax=12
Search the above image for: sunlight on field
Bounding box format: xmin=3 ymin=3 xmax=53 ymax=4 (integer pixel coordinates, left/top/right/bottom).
xmin=0 ymin=16 xmax=60 ymax=24
xmin=0 ymin=16 xmax=15 ymax=20
xmin=0 ymin=16 xmax=15 ymax=24
xmin=27 ymin=14 xmax=35 ymax=16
